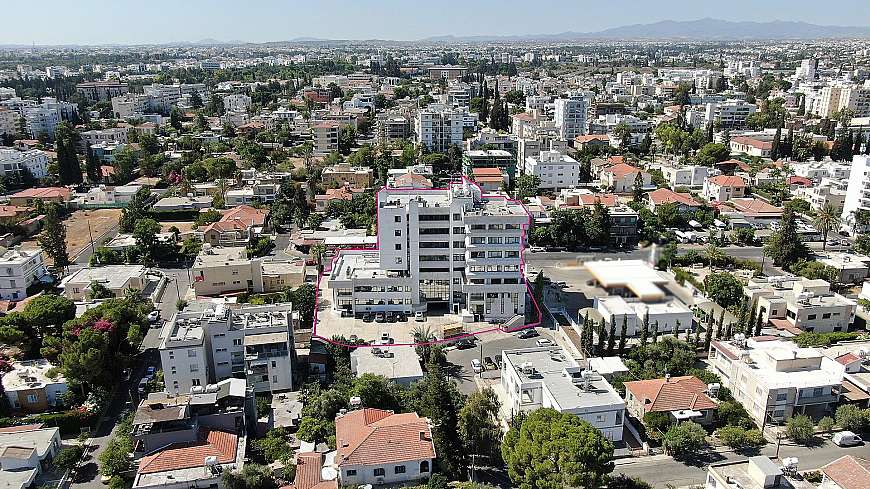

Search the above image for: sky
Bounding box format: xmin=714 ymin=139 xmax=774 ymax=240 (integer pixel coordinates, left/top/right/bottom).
xmin=3 ymin=0 xmax=870 ymax=45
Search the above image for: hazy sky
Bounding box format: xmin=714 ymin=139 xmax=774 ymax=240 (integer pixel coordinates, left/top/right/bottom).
xmin=3 ymin=0 xmax=870 ymax=45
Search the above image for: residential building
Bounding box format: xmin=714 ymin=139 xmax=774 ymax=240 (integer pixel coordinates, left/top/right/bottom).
xmin=820 ymin=455 xmax=870 ymax=489
xmin=76 ymin=80 xmax=129 ymax=103
xmin=600 ymin=163 xmax=651 ymax=194
xmin=660 ymin=164 xmax=713 ymax=188
xmin=8 ymin=187 xmax=71 ymax=207
xmin=647 ymin=188 xmax=702 ymax=214
xmin=708 ymin=336 xmax=843 ymax=425
xmin=705 ymin=100 xmax=757 ymax=129
xmin=554 ymin=91 xmax=593 ymax=140
xmin=588 ymin=260 xmax=693 ymax=336
xmin=152 ymin=196 xmax=213 ymax=212
xmin=1 ymin=360 xmax=67 ymax=413
xmin=795 ymin=184 xmax=846 ymax=213
xmin=0 ymin=247 xmax=48 ymax=301
xmin=323 ymin=164 xmax=373 ymax=189
xmin=133 ymin=428 xmax=245 ymax=489
xmin=818 ymin=252 xmax=870 ymax=284
xmin=60 ymin=265 xmax=151 ymax=301
xmin=730 ymin=136 xmax=773 ymax=158
xmin=463 ymin=149 xmax=515 ymax=185
xmin=159 ymin=301 xmax=297 ymax=394
xmin=427 ymin=65 xmax=467 ymax=80
xmin=79 ymin=127 xmax=129 ymax=150
xmin=350 ymin=346 xmax=423 ymax=386
xmin=335 ymin=408 xmax=435 ymax=486
xmin=841 ymin=155 xmax=870 ymax=233
xmin=376 ymin=115 xmax=410 ymax=145
xmin=500 ymin=347 xmax=625 ymax=441
xmin=0 ymin=425 xmax=61 ymax=479
xmin=0 ymin=149 xmax=48 ymax=179
xmin=522 ymin=150 xmax=580 ymax=190
xmin=744 ymin=276 xmax=856 ymax=333
xmin=192 ymin=247 xmax=259 ymax=296
xmin=471 ymin=167 xmax=505 ymax=192
xmin=326 ymin=181 xmax=527 ymax=322
xmin=414 ymin=104 xmax=464 ymax=153
xmin=223 ymin=94 xmax=252 ymax=113
xmin=312 ymin=122 xmax=340 ymax=156
xmin=202 ymin=205 xmax=269 ymax=248
xmin=625 ymin=375 xmax=718 ymax=426
xmin=22 ymin=107 xmax=58 ymax=140
xmin=703 ymin=175 xmax=747 ymax=202
xmin=705 ymin=457 xmax=793 ymax=489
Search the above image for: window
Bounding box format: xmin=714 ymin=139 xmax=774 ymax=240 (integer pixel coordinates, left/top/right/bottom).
xmin=188 ymin=350 xmax=197 ymax=357
xmin=394 ymin=465 xmax=406 ymax=474
xmin=346 ymin=470 xmax=357 ymax=476
xmin=395 ymin=230 xmax=402 ymax=236
xmin=190 ymin=364 xmax=199 ymax=372
xmin=192 ymin=379 xmax=201 ymax=386
xmin=395 ymin=244 xmax=402 ymax=250
xmin=26 ymin=394 xmax=38 ymax=404
xmin=776 ymin=392 xmax=787 ymax=401
xmin=471 ymin=237 xmax=486 ymax=244
xmin=420 ymin=461 xmax=430 ymax=473
xmin=233 ymin=339 xmax=243 ymax=346
xmin=807 ymin=314 xmax=817 ymax=320
xmin=394 ymin=216 xmax=401 ymax=223
xmin=373 ymin=468 xmax=385 ymax=477
xmin=813 ymin=387 xmax=824 ymax=397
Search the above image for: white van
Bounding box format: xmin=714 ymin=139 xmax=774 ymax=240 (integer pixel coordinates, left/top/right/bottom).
xmin=832 ymin=431 xmax=863 ymax=447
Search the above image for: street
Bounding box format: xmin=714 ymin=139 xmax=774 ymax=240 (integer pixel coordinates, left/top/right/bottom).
xmin=615 ymin=438 xmax=870 ymax=488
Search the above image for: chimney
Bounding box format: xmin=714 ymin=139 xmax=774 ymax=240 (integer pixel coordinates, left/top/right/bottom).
xmin=665 ymin=373 xmax=671 ymax=383
xmin=419 ymin=431 xmax=428 ymax=441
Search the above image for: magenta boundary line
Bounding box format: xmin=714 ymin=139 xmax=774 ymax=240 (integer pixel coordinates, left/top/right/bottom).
xmin=311 ymin=176 xmax=543 ymax=348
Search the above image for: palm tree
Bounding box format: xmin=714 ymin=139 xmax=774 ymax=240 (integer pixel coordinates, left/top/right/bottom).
xmin=705 ymin=243 xmax=723 ymax=271
xmin=310 ymin=243 xmax=327 ymax=273
xmin=814 ymin=204 xmax=842 ymax=251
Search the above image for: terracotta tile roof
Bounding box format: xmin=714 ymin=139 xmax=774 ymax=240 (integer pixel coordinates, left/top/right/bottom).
xmin=575 ymin=134 xmax=610 ymax=143
xmin=10 ymin=187 xmax=71 ymax=200
xmin=708 ymin=175 xmax=746 ymax=188
xmin=0 ymin=424 xmax=43 ymax=434
xmin=821 ymin=455 xmax=870 ymax=489
xmin=710 ymin=341 xmax=738 ymax=360
xmin=731 ymin=136 xmax=773 ymax=150
xmin=769 ymin=318 xmax=802 ymax=335
xmin=648 ymin=188 xmax=700 ymax=207
xmin=788 ymin=175 xmax=813 ymax=187
xmin=512 ymin=113 xmax=534 ymax=122
xmin=624 ymin=376 xmax=717 ymax=413
xmin=604 ymin=163 xmax=641 ymax=179
xmin=221 ymin=205 xmax=268 ymax=226
xmin=728 ymin=198 xmax=782 ymax=217
xmin=573 ymin=193 xmax=617 ymax=208
xmin=393 ymin=173 xmax=433 ymax=188
xmin=137 ymin=429 xmax=237 ymax=474
xmin=289 ymin=452 xmax=337 ymax=489
xmin=335 ymin=409 xmax=435 ymax=467
xmin=835 ymin=352 xmax=861 ymax=365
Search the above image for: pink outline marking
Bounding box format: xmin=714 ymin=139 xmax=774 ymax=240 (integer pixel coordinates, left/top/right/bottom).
xmin=311 ymin=176 xmax=543 ymax=348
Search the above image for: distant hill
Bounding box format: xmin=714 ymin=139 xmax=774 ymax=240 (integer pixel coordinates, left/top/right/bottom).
xmin=420 ymin=18 xmax=870 ymax=42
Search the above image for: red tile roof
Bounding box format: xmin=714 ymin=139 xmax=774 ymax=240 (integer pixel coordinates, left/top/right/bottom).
xmin=707 ymin=175 xmax=746 ymax=188
xmin=624 ymin=376 xmax=718 ymax=413
xmin=335 ymin=409 xmax=435 ymax=467
xmin=393 ymin=173 xmax=433 ymax=188
xmin=769 ymin=318 xmax=802 ymax=335
xmin=710 ymin=341 xmax=738 ymax=360
xmin=289 ymin=452 xmax=338 ymax=489
xmin=221 ymin=205 xmax=268 ymax=227
xmin=604 ymin=163 xmax=641 ymax=179
xmin=788 ymin=176 xmax=813 ymax=187
xmin=575 ymin=134 xmax=610 ymax=144
xmin=648 ymin=188 xmax=700 ymax=207
xmin=728 ymin=198 xmax=782 ymax=217
xmin=137 ymin=430 xmax=237 ymax=474
xmin=836 ymin=352 xmax=861 ymax=366
xmin=821 ymin=455 xmax=870 ymax=489
xmin=0 ymin=424 xmax=45 ymax=433
xmin=10 ymin=187 xmax=71 ymax=200
xmin=731 ymin=136 xmax=773 ymax=150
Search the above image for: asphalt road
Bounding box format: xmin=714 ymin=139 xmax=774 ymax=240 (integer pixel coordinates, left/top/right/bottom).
xmin=615 ymin=437 xmax=870 ymax=488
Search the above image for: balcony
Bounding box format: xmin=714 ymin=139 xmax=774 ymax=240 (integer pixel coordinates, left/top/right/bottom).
xmin=794 ymin=393 xmax=840 ymax=406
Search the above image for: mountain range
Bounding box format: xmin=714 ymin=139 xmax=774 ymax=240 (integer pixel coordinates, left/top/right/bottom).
xmin=420 ymin=18 xmax=870 ymax=42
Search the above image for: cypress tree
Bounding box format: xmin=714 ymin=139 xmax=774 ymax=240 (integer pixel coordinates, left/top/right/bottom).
xmin=595 ymin=319 xmax=607 ymax=357
xmin=618 ymin=315 xmax=628 ymax=354
xmin=639 ymin=315 xmax=649 ymax=347
xmin=716 ymin=310 xmax=725 ymax=339
xmin=704 ymin=314 xmax=714 ymax=351
xmin=606 ymin=320 xmax=616 ymax=355
xmin=652 ymin=320 xmax=660 ymax=343
xmin=754 ymin=313 xmax=764 ymax=337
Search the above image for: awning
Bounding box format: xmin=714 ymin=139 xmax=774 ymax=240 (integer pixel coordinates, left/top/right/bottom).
xmin=671 ymin=409 xmax=703 ymax=420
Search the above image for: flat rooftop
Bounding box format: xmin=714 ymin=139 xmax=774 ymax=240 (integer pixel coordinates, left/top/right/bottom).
xmin=351 ymin=346 xmax=424 ymax=381
xmin=713 ymin=338 xmax=843 ymax=390
xmin=194 ymin=246 xmax=248 ymax=267
xmin=332 ymin=252 xmax=398 ymax=281
xmin=62 ymin=264 xmax=146 ymax=288
xmin=2 ymin=360 xmax=66 ymax=392
xmin=585 ymin=260 xmax=669 ymax=301
xmin=504 ymin=347 xmax=624 ymax=412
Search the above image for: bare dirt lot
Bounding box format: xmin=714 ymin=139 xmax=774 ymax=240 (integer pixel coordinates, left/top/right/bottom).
xmin=64 ymin=209 xmax=121 ymax=259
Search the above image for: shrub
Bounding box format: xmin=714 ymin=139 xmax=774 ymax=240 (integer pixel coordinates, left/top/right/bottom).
xmin=786 ymin=415 xmax=814 ymax=445
xmin=835 ymin=404 xmax=869 ymax=432
xmin=663 ymin=421 xmax=708 ymax=456
xmin=54 ymin=445 xmax=85 ymax=471
xmin=817 ymin=416 xmax=835 ymax=432
xmin=716 ymin=426 xmax=765 ymax=448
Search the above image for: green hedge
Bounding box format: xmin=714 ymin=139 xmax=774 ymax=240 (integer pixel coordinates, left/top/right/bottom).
xmin=0 ymin=410 xmax=97 ymax=435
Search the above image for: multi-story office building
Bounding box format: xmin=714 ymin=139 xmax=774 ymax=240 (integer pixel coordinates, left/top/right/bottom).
xmin=327 ymin=181 xmax=528 ymax=322
xmin=708 ymin=336 xmax=843 ymax=425
xmin=159 ymin=302 xmax=297 ymax=394
xmin=554 ymin=91 xmax=592 ymax=140
xmin=522 ymin=150 xmax=580 ymax=190
xmin=842 ymin=155 xmax=870 ymax=233
xmin=0 ymin=247 xmax=48 ymax=301
xmin=414 ymin=104 xmax=464 ymax=153
xmin=0 ymin=149 xmax=48 ymax=179
xmin=500 ymin=347 xmax=626 ymax=441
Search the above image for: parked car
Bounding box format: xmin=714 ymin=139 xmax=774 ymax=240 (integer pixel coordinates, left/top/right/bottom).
xmin=483 ymin=356 xmax=496 ymax=370
xmin=386 ymin=312 xmax=397 ymax=323
xmin=146 ymin=366 xmax=156 ymax=376
xmin=833 ymin=431 xmax=863 ymax=447
xmin=414 ymin=311 xmax=425 ymax=322
xmin=536 ymin=338 xmax=553 ymax=347
xmin=362 ymin=313 xmax=374 ymax=323
xmin=395 ymin=312 xmax=407 ymax=322
xmin=471 ymin=359 xmax=483 ymax=373
xmin=375 ymin=312 xmax=386 ymax=323
xmin=529 ymin=246 xmax=546 ymax=253
xmin=147 ymin=310 xmax=161 ymax=323
xmin=515 ymin=328 xmax=539 ymax=339
xmin=494 ymin=356 xmax=502 ymax=368
xmin=455 ymin=338 xmax=475 ymax=349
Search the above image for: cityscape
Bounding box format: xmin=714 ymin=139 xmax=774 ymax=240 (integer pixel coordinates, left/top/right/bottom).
xmin=2 ymin=2 xmax=870 ymax=489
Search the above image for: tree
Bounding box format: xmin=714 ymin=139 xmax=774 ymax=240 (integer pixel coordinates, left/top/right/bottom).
xmin=85 ymin=144 xmax=101 ymax=183
xmin=835 ymin=404 xmax=869 ymax=432
xmin=786 ymin=415 xmax=815 ymax=445
xmin=55 ymin=122 xmax=83 ymax=184
xmin=459 ymin=388 xmax=503 ymax=466
xmin=501 ymin=408 xmax=614 ymax=489
xmin=87 ymin=281 xmax=115 ymax=300
xmin=515 ymin=174 xmax=540 ymax=200
xmin=607 ymin=474 xmax=653 ymax=489
xmin=618 ymin=315 xmax=628 ymax=354
xmin=190 ymin=91 xmax=204 ymax=109
xmin=716 ymin=426 xmax=765 ymax=449
xmin=632 ymin=172 xmax=645 ymax=203
xmin=407 ymin=362 xmax=466 ymax=478
xmin=703 ymin=272 xmax=744 ymax=309
xmin=112 ymin=145 xmax=139 ymax=184
xmin=37 ymin=203 xmax=69 ymax=270
xmin=207 ymin=94 xmax=225 ymax=116
xmin=606 ymin=321 xmax=616 ymax=355
xmin=119 ymin=187 xmax=152 ymax=233
xmin=54 ymin=445 xmax=85 ymax=471
xmin=814 ymin=204 xmax=842 ymax=251
xmin=222 ymin=464 xmax=277 ymax=489
xmin=662 ymin=421 xmax=708 ymax=457
xmin=133 ymin=218 xmax=162 ymax=265
xmin=642 ymin=411 xmax=673 ymax=440
xmin=252 ymin=428 xmax=293 ymax=464
xmin=765 ymin=208 xmax=809 ymax=267
xmin=695 ymin=143 xmax=730 ymax=166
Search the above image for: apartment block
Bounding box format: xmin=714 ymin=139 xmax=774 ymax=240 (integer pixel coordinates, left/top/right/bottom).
xmin=708 ymin=336 xmax=843 ymax=425
xmin=414 ymin=104 xmax=464 ymax=153
xmin=0 ymin=247 xmax=48 ymax=301
xmin=75 ymin=81 xmax=129 ymax=103
xmin=312 ymin=121 xmax=340 ymax=156
xmin=159 ymin=302 xmax=297 ymax=394
xmin=327 ymin=181 xmax=528 ymax=322
xmin=745 ymin=276 xmax=856 ymax=333
xmin=376 ymin=114 xmax=411 ymax=146
xmin=522 ymin=150 xmax=580 ymax=190
xmin=323 ymin=164 xmax=374 ymax=189
xmin=463 ymin=149 xmax=516 ymax=185
xmin=500 ymin=347 xmax=626 ymax=441
xmin=554 ymin=91 xmax=592 ymax=140
xmin=0 ymin=149 xmax=48 ymax=179
xmin=841 ymin=155 xmax=870 ymax=233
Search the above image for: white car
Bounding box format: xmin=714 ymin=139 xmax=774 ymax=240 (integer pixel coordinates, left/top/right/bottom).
xmin=414 ymin=311 xmax=425 ymax=322
xmin=147 ymin=310 xmax=161 ymax=323
xmin=536 ymin=338 xmax=552 ymax=347
xmin=832 ymin=431 xmax=863 ymax=447
xmin=529 ymin=246 xmax=546 ymax=253
xmin=471 ymin=359 xmax=483 ymax=373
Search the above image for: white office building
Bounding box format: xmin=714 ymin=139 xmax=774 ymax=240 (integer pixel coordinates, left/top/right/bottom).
xmin=0 ymin=247 xmax=48 ymax=301
xmin=500 ymin=347 xmax=625 ymax=441
xmin=159 ymin=302 xmax=298 ymax=394
xmin=0 ymin=149 xmax=48 ymax=179
xmin=327 ymin=181 xmax=528 ymax=322
xmin=522 ymin=150 xmax=580 ymax=190
xmin=554 ymin=91 xmax=592 ymax=140
xmin=414 ymin=104 xmax=464 ymax=153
